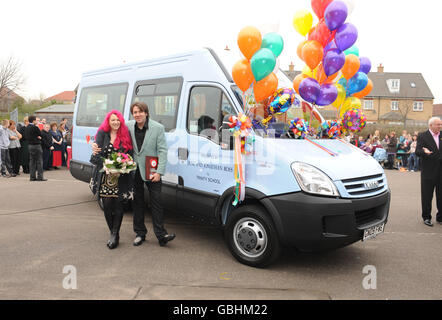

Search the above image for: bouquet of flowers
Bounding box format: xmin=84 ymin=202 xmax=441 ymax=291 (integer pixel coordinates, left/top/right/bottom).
xmin=101 ymin=151 xmax=137 ymax=175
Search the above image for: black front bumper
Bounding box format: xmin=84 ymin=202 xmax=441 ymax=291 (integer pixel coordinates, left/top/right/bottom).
xmin=70 ymin=160 xmax=94 ymax=183
xmin=266 ymin=190 xmax=390 ymax=252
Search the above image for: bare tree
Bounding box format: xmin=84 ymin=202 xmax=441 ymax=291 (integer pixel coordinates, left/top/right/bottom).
xmin=0 ymin=56 xmax=26 ymax=112
xmin=398 ymin=99 xmax=414 ymax=129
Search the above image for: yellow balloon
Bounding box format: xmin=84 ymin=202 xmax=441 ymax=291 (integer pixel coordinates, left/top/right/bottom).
xmin=302 ymin=65 xmax=314 ymax=77
xmin=332 ymin=84 xmax=346 ymax=110
xmin=293 ymin=10 xmax=313 ymax=37
xmin=339 ymin=97 xmax=361 ymax=118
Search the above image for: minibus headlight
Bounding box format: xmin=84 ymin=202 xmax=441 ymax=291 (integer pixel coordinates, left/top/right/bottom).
xmin=291 ymin=162 xmax=340 ymax=197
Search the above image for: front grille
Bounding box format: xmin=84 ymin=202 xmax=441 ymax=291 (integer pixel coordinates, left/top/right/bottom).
xmin=341 ymin=174 xmax=386 ymax=198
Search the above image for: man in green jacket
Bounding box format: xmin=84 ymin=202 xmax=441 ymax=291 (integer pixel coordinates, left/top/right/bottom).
xmin=93 ymin=102 xmax=175 ymax=247
xmin=128 ymin=102 xmax=175 ymax=247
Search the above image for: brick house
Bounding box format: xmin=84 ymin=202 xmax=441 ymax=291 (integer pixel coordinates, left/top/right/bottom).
xmin=0 ymin=87 xmax=23 ymax=112
xmin=433 ymin=104 xmax=442 ymax=118
xmin=45 ymin=91 xmax=75 ymax=104
xmin=284 ymin=64 xmax=434 ymax=126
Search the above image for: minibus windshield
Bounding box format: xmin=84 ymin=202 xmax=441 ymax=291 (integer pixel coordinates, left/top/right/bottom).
xmin=231 ymin=85 xmax=315 ymax=139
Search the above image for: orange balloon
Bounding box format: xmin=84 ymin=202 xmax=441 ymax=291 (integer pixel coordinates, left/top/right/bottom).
xmin=232 ymin=59 xmax=254 ymax=92
xmin=301 ymin=41 xmax=323 ymax=71
xmin=297 ymin=40 xmax=308 ymax=60
xmin=254 ymin=73 xmax=278 ymax=102
xmin=315 ymin=63 xmax=327 ymax=84
xmin=353 ymin=79 xmax=373 ymax=99
xmin=237 ymin=26 xmax=262 ymax=60
xmin=293 ymin=73 xmax=308 ymax=94
xmin=342 ymin=54 xmax=360 ymax=80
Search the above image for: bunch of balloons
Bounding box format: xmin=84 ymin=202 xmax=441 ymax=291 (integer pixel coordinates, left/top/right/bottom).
xmin=342 ymin=108 xmax=367 ymax=133
xmin=321 ymin=120 xmax=342 ymax=139
xmin=293 ymin=0 xmax=373 ymax=133
xmin=290 ymin=118 xmax=310 ymax=139
xmin=232 ymin=26 xmax=284 ymax=102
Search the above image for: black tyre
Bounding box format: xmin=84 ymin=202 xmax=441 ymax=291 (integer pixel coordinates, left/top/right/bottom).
xmin=224 ymin=204 xmax=281 ymax=268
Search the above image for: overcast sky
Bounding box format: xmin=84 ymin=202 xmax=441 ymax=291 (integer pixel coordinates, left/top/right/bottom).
xmin=2 ymin=0 xmax=441 ymax=103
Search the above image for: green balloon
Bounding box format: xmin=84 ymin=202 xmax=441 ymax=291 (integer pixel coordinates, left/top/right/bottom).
xmin=251 ymin=48 xmax=276 ymax=82
xmin=344 ymin=45 xmax=359 ymax=57
xmin=261 ymin=33 xmax=284 ymax=57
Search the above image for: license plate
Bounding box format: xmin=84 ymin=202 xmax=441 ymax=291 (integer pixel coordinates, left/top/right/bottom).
xmin=363 ymin=223 xmax=385 ymax=241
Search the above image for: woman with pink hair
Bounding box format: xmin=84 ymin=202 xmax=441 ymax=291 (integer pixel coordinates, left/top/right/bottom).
xmin=90 ymin=110 xmax=134 ymax=249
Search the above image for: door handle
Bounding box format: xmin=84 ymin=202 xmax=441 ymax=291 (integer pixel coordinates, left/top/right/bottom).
xmin=178 ymin=148 xmax=189 ymax=160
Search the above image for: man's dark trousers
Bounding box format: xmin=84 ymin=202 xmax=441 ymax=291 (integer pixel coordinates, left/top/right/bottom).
xmin=421 ymin=171 xmax=442 ymax=222
xmin=133 ymin=168 xmax=167 ymax=239
xmin=43 ymin=148 xmax=52 ymax=170
xmin=29 ymin=144 xmax=43 ymax=180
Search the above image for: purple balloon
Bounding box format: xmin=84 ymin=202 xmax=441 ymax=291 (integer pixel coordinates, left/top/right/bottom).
xmin=324 ymin=40 xmax=337 ymax=53
xmin=299 ymin=78 xmax=321 ymax=104
xmin=316 ymin=83 xmax=338 ymax=106
xmin=325 ymin=0 xmax=348 ymax=31
xmin=359 ymin=57 xmax=372 ymax=74
xmin=323 ymin=49 xmax=346 ymax=76
xmin=335 ymin=23 xmax=358 ymax=52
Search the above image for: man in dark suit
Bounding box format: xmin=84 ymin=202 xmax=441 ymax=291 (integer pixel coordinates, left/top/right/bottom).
xmin=25 ymin=115 xmax=47 ymax=182
xmin=416 ymin=117 xmax=442 ymax=227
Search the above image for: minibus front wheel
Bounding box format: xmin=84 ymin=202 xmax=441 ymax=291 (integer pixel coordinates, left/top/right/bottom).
xmin=225 ymin=205 xmax=281 ymax=268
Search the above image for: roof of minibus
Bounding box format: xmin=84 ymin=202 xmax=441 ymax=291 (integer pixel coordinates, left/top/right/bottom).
xmin=80 ymin=47 xmax=293 ymax=87
xmin=82 ymin=48 xmax=220 ymax=76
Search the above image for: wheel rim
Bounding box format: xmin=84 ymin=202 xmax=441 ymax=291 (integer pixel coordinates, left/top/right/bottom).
xmin=233 ymin=217 xmax=268 ymax=259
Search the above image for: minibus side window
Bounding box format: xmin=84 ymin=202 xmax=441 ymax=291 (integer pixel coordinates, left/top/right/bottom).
xmin=131 ymin=77 xmax=182 ymax=132
xmin=187 ymin=86 xmax=236 ymax=143
xmin=76 ymin=83 xmax=128 ymax=127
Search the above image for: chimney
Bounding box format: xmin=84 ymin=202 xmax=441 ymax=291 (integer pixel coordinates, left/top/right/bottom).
xmin=289 ymin=62 xmax=295 ymax=72
xmin=377 ymin=64 xmax=384 ymax=73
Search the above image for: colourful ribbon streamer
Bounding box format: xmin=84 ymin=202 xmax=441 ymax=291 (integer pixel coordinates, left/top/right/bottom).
xmin=232 ymin=134 xmax=246 ymax=206
xmin=305 ymin=138 xmax=339 ymax=157
xmin=337 ymin=138 xmax=370 ymax=156
xmin=227 ymin=113 xmax=252 ymax=206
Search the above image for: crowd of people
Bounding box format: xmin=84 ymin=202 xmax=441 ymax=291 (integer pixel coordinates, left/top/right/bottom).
xmin=0 ymin=116 xmax=71 ymax=180
xmin=347 ymin=129 xmax=422 ymax=172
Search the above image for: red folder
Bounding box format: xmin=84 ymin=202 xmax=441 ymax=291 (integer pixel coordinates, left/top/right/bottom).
xmin=145 ymin=156 xmax=158 ymax=180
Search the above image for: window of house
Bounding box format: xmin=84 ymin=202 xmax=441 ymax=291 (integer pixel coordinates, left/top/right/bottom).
xmin=387 ymin=79 xmax=400 ymax=93
xmin=413 ymin=101 xmax=424 ymax=112
xmin=391 ymin=101 xmax=399 ymax=111
xmin=132 ymin=77 xmax=183 ymax=132
xmin=76 ymin=83 xmax=128 ymax=127
xmin=363 ymin=100 xmax=374 ymax=110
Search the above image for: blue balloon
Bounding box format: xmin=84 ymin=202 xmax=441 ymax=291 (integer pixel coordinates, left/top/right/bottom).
xmin=338 ymin=77 xmax=347 ymax=88
xmin=347 ymin=72 xmax=368 ymax=95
